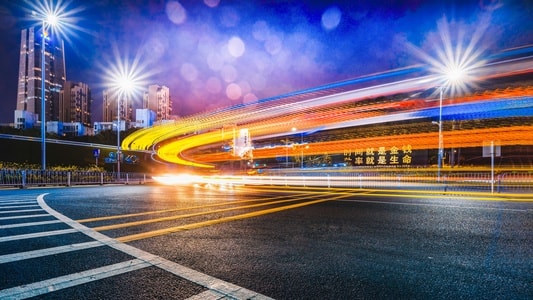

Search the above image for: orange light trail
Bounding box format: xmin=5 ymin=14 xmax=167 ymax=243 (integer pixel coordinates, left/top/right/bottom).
xmin=121 ymin=56 xmax=533 ymax=168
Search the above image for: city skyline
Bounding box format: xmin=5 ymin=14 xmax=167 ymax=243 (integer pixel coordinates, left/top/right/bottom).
xmin=0 ymin=0 xmax=531 ymax=124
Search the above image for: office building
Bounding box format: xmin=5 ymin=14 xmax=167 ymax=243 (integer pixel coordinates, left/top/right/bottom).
xmin=15 ymin=26 xmax=66 ymax=125
xmin=59 ymin=81 xmax=92 ymax=127
xmin=103 ymin=88 xmax=134 ymax=124
xmin=143 ymin=85 xmax=172 ymax=121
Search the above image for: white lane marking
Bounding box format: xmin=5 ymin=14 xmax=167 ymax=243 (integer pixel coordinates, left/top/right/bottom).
xmin=0 ymin=209 xmax=44 ymax=214
xmin=0 ymin=259 xmax=150 ymax=299
xmin=0 ymin=241 xmax=103 ymax=264
xmin=0 ymin=219 xmax=62 ymax=229
xmin=0 ymin=214 xmax=51 ymax=221
xmin=0 ymin=197 xmax=38 ymax=200
xmin=0 ymin=229 xmax=77 ymax=242
xmin=37 ymin=193 xmax=274 ymax=300
xmin=0 ymin=196 xmax=37 ymax=200
xmin=0 ymin=200 xmax=37 ymax=205
xmin=186 ymin=290 xmax=225 ymax=300
xmin=0 ymin=204 xmax=40 ymax=209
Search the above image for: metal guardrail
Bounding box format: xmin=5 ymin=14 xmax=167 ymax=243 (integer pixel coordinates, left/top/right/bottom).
xmin=260 ymin=169 xmax=533 ymax=193
xmin=1 ymin=168 xmax=531 ymax=193
xmin=0 ymin=169 xmax=152 ymax=188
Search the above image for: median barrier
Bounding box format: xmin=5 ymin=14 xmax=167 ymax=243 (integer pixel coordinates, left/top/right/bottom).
xmin=0 ymin=169 xmax=153 ymax=188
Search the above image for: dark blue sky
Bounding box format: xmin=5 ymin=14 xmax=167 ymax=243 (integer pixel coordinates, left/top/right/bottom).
xmin=0 ymin=0 xmax=531 ymax=123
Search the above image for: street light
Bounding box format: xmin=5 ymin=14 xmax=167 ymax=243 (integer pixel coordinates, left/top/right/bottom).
xmin=437 ymin=86 xmax=444 ymax=181
xmin=114 ymin=76 xmax=135 ymax=181
xmin=290 ymin=127 xmax=310 ymax=169
xmin=40 ymin=13 xmax=59 ymax=170
xmin=117 ymin=93 xmax=122 ymax=180
xmin=28 ymin=0 xmax=81 ymax=170
xmin=435 ymin=64 xmax=466 ymax=182
xmin=407 ymin=17 xmax=483 ymax=181
xmin=26 ymin=0 xmax=84 ymax=170
xmin=281 ymin=138 xmax=291 ymax=168
xmin=104 ymin=44 xmax=151 ymax=179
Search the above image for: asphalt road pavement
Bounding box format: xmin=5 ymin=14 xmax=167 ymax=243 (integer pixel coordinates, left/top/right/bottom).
xmin=0 ymin=184 xmax=531 ymax=299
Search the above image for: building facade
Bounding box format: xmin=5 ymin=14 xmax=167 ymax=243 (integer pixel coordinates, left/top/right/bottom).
xmin=143 ymin=85 xmax=171 ymax=121
xmin=16 ymin=26 xmax=66 ymax=124
xmin=59 ymin=81 xmax=92 ymax=127
xmin=103 ymin=89 xmax=133 ymax=124
xmin=134 ymin=108 xmax=156 ymax=128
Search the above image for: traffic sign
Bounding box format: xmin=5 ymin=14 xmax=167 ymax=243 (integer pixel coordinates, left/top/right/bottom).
xmin=104 ymin=157 xmax=117 ymax=164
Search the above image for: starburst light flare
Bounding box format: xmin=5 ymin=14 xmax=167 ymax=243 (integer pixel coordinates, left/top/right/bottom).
xmin=104 ymin=45 xmax=152 ymax=100
xmin=408 ymin=16 xmax=491 ymax=97
xmin=24 ymin=0 xmax=87 ymax=45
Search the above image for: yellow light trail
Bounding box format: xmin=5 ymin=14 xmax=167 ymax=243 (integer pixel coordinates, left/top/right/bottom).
xmin=121 ymin=60 xmax=533 ymax=168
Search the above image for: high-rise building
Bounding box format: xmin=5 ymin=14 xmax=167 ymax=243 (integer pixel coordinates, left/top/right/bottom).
xmin=59 ymin=81 xmax=92 ymax=127
xmin=15 ymin=26 xmax=66 ymax=124
xmin=102 ymin=89 xmax=117 ymax=123
xmin=143 ymin=85 xmax=171 ymax=121
xmin=102 ymin=89 xmax=133 ymax=124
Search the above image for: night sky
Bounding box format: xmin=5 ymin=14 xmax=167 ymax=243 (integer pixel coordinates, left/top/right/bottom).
xmin=0 ymin=0 xmax=531 ymax=124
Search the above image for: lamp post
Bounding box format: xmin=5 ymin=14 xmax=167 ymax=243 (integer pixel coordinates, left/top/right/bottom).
xmin=117 ymin=94 xmax=121 ymax=181
xmin=437 ymin=86 xmax=444 ymax=181
xmin=435 ymin=64 xmax=467 ymax=182
xmin=281 ymin=138 xmax=290 ymax=168
xmin=41 ymin=20 xmax=46 ymax=170
xmin=111 ymin=74 xmax=136 ymax=181
xmin=40 ymin=13 xmax=59 ymax=170
xmin=292 ymin=127 xmax=298 ymax=169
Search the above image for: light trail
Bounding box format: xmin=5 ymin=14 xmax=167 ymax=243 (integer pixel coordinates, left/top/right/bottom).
xmin=121 ymin=56 xmax=532 ymax=168
xmin=188 ymin=125 xmax=533 ymax=164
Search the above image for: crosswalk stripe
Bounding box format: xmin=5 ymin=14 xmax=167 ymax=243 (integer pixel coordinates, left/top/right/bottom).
xmin=0 ymin=241 xmax=103 ymax=264
xmin=37 ymin=193 xmax=275 ymax=300
xmin=0 ymin=209 xmax=43 ymax=214
xmin=0 ymin=214 xmax=51 ymax=221
xmin=0 ymin=204 xmax=40 ymax=209
xmin=0 ymin=219 xmax=62 ymax=229
xmin=0 ymin=259 xmax=150 ymax=299
xmin=0 ymin=200 xmax=35 ymax=208
xmin=0 ymin=193 xmax=277 ymax=299
xmin=0 ymin=228 xmax=77 ymax=242
xmin=0 ymin=196 xmax=37 ymax=201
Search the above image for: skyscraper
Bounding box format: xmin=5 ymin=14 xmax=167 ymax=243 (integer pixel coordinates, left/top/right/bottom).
xmin=103 ymin=88 xmax=133 ymax=123
xmin=143 ymin=85 xmax=171 ymax=121
xmin=15 ymin=26 xmax=66 ymax=125
xmin=59 ymin=81 xmax=92 ymax=127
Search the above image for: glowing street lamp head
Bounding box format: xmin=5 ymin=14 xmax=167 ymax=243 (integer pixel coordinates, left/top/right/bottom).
xmin=106 ymin=61 xmax=145 ymax=100
xmin=443 ymin=63 xmax=465 ymax=85
xmin=116 ymin=75 xmax=135 ymax=94
xmin=45 ymin=13 xmax=59 ymax=26
xmin=24 ymin=0 xmax=86 ymax=44
xmin=408 ymin=16 xmax=487 ymax=97
xmin=102 ymin=44 xmax=156 ymax=100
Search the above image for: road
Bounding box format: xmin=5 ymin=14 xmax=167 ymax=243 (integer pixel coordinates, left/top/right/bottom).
xmin=0 ymin=184 xmax=531 ymax=299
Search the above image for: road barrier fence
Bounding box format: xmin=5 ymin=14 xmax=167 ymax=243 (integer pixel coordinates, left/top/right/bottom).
xmin=261 ymin=169 xmax=533 ymax=193
xmin=0 ymin=168 xmax=531 ymax=193
xmin=0 ymin=169 xmax=152 ymax=188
